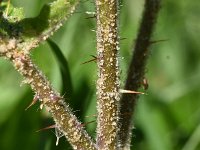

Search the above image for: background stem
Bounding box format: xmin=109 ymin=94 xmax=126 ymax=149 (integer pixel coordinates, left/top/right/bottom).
xmin=118 ymin=0 xmax=161 ymax=149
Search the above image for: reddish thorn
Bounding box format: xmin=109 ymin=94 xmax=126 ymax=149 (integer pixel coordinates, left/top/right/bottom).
xmin=120 ymin=37 xmax=127 ymax=41
xmin=81 ymin=55 xmax=97 ymax=64
xmin=90 ymin=55 xmax=97 ymax=58
xmin=78 ymin=120 xmax=96 ymax=128
xmin=25 ymin=95 xmax=39 ymax=111
xmin=36 ymin=124 xmax=56 ymax=132
xmin=149 ymin=39 xmax=169 ymax=45
xmin=81 ymin=58 xmax=96 ymax=64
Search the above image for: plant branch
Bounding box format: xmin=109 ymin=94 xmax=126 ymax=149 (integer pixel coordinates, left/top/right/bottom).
xmin=118 ymin=0 xmax=161 ymax=149
xmin=0 ymin=46 xmax=96 ymax=149
xmin=0 ymin=0 xmax=97 ymax=149
xmin=95 ymin=0 xmax=120 ymax=149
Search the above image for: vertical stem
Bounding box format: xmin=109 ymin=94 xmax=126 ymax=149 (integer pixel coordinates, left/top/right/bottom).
xmin=118 ymin=0 xmax=161 ymax=149
xmin=95 ymin=0 xmax=120 ymax=149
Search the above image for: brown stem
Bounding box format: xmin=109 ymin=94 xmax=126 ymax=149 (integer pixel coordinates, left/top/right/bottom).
xmin=118 ymin=0 xmax=161 ymax=149
xmin=95 ymin=0 xmax=120 ymax=149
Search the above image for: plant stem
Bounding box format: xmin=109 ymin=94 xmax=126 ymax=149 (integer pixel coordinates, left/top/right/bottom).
xmin=95 ymin=0 xmax=120 ymax=149
xmin=0 ymin=47 xmax=96 ymax=150
xmin=118 ymin=0 xmax=161 ymax=149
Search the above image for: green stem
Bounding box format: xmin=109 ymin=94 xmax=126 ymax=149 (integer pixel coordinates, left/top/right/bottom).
xmin=118 ymin=0 xmax=161 ymax=149
xmin=95 ymin=0 xmax=120 ymax=149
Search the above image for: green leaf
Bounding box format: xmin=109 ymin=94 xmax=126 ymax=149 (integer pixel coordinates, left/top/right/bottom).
xmin=47 ymin=39 xmax=73 ymax=98
xmin=0 ymin=0 xmax=80 ymax=51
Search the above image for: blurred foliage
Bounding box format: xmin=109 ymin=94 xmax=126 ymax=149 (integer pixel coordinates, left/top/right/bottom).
xmin=0 ymin=0 xmax=200 ymax=150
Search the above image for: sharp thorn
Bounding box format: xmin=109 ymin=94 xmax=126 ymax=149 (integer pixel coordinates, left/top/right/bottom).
xmin=25 ymin=95 xmax=39 ymax=111
xmin=81 ymin=58 xmax=97 ymax=64
xmin=36 ymin=124 xmax=56 ymax=132
xmin=149 ymin=39 xmax=169 ymax=45
xmin=78 ymin=120 xmax=96 ymax=128
xmin=120 ymin=37 xmax=127 ymax=41
xmin=81 ymin=55 xmax=97 ymax=64
xmin=119 ymin=89 xmax=146 ymax=95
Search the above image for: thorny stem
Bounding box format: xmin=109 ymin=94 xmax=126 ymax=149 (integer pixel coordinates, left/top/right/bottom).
xmin=0 ymin=47 xmax=96 ymax=150
xmin=96 ymin=0 xmax=120 ymax=149
xmin=118 ymin=0 xmax=161 ymax=149
xmin=0 ymin=0 xmax=96 ymax=150
xmin=0 ymin=0 xmax=97 ymax=149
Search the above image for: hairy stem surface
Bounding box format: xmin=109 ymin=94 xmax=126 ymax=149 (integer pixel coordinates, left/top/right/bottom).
xmin=118 ymin=0 xmax=161 ymax=149
xmin=96 ymin=0 xmax=120 ymax=149
xmin=0 ymin=48 xmax=96 ymax=150
xmin=0 ymin=0 xmax=96 ymax=149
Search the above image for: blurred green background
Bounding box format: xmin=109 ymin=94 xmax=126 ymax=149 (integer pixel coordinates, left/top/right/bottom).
xmin=0 ymin=0 xmax=200 ymax=149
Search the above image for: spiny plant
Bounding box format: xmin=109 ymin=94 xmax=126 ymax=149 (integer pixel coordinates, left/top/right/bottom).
xmin=0 ymin=0 xmax=160 ymax=149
